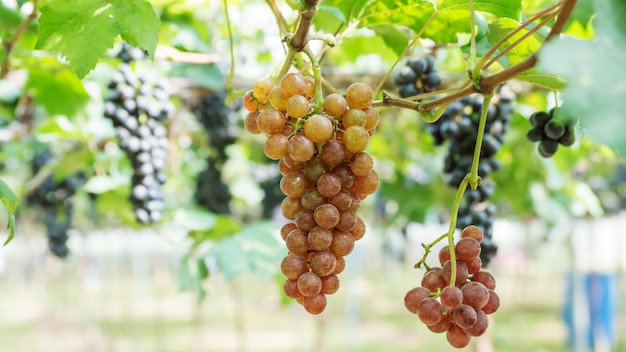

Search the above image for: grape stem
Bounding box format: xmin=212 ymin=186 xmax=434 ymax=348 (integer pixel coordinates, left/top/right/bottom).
xmin=304 ymin=47 xmax=324 ymax=113
xmin=0 ymin=0 xmax=38 ymax=79
xmin=381 ymin=0 xmax=577 ymax=113
xmin=469 ymin=94 xmax=492 ymax=189
xmin=265 ymin=0 xmax=290 ymax=37
xmin=222 ymin=0 xmax=235 ymax=93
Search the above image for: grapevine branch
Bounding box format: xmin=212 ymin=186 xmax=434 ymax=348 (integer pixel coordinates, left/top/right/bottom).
xmin=381 ymin=0 xmax=578 ymax=113
xmin=0 ymin=0 xmax=38 ymax=79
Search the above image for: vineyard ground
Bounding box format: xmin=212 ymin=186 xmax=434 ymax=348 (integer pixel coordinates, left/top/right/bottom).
xmin=0 ymin=216 xmax=624 ymax=352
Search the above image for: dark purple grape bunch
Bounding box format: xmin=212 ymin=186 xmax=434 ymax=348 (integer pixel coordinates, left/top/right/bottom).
xmin=28 ymin=150 xmax=87 ymax=258
xmin=429 ymin=86 xmax=516 ymax=266
xmin=526 ymin=108 xmax=576 ymax=157
xmin=103 ymin=44 xmax=175 ymax=224
xmin=394 ymin=56 xmax=442 ymax=99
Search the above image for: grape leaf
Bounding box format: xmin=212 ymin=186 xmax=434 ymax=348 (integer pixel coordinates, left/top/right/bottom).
xmin=439 ymin=0 xmax=522 ymax=19
xmin=109 ymin=0 xmax=160 ymax=60
xmin=0 ymin=3 xmax=23 ymax=34
xmin=487 ymin=18 xmax=544 ymax=66
xmin=516 ymin=70 xmax=567 ymax=90
xmin=369 ymin=25 xmax=409 ymax=57
xmin=538 ymin=0 xmax=626 ymax=154
xmin=170 ymin=64 xmax=225 ymax=90
xmin=360 ymin=1 xmax=439 ymax=39
xmin=0 ymin=178 xmax=18 ymax=246
xmin=25 ymin=59 xmax=89 ymax=116
xmin=36 ymin=0 xmax=160 ymax=78
xmin=207 ymin=221 xmax=284 ymax=281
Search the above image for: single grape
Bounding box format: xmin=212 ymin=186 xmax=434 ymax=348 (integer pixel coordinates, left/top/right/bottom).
xmin=544 ymin=119 xmax=565 ymax=139
xmin=461 ymin=281 xmax=490 ymax=309
xmin=350 ymin=216 xmax=366 ymax=241
xmin=336 ymin=210 xmax=358 ymax=232
xmin=317 ymin=173 xmax=342 ymax=198
xmin=421 ymin=268 xmax=447 ymax=293
xmin=440 ymin=286 xmax=464 ymax=310
xmin=280 ymin=222 xmax=298 ymax=241
xmin=404 ymin=286 xmax=430 ymax=314
xmin=350 ymin=152 xmax=374 ymax=177
xmin=559 ymin=126 xmax=576 ymax=146
xmin=439 ymin=247 xmax=451 ymax=265
xmin=333 ymin=255 xmax=346 ymax=274
xmin=257 ymin=109 xmax=286 ymax=135
xmin=343 ymin=125 xmax=370 ymax=153
xmin=453 ymin=304 xmax=478 ymax=329
xmin=283 ymin=279 xmax=302 ymax=298
xmin=253 ymin=77 xmax=275 ymax=102
xmin=309 ymin=250 xmax=337 ymax=277
xmin=303 ymin=292 xmax=327 ymax=315
xmin=472 ymin=270 xmax=496 ymax=290
xmin=286 ymin=95 xmax=311 ymax=119
xmin=288 ymin=134 xmax=316 ymax=162
xmin=314 ymin=203 xmax=340 ymax=229
xmin=278 ymin=158 xmax=300 ymax=175
xmin=529 ymin=111 xmax=550 ymax=127
xmin=280 ymin=253 xmax=308 ymax=279
xmin=482 ymin=290 xmax=500 ymax=314
xmin=463 ymin=308 xmax=488 ymax=336
xmin=303 ymin=157 xmax=328 ymax=184
xmin=297 ymin=272 xmax=322 ymax=297
xmin=281 ymin=73 xmax=306 ymax=97
xmin=427 ymin=315 xmax=452 ymax=333
xmin=466 ymin=256 xmax=483 ymax=275
xmin=345 ymin=82 xmax=373 ymax=109
xmin=330 ymin=189 xmax=353 ymax=211
xmin=280 ymin=172 xmax=308 ymax=198
xmin=269 ymin=86 xmax=289 ymax=111
xmin=351 ymin=170 xmax=379 ymax=195
xmin=264 ymin=134 xmax=289 ymax=160
xmin=446 ymin=323 xmax=471 ymax=348
xmin=455 ymin=237 xmax=481 ymax=261
xmin=332 ymin=164 xmax=356 ymax=189
xmin=417 ymin=298 xmax=443 ymax=326
xmin=342 ymin=109 xmax=367 ymax=128
xmin=244 ymin=111 xmax=261 ymax=134
xmin=308 ymin=226 xmax=333 ymax=251
xmin=461 ymin=225 xmax=484 ymax=243
xmin=538 ymin=138 xmax=558 ymax=157
xmin=281 ymin=196 xmax=303 ymax=220
xmin=294 ymin=210 xmax=316 ymax=232
xmin=321 ymin=273 xmax=340 ymax=294
xmin=285 ymin=229 xmax=310 ymax=256
xmin=324 ymin=93 xmax=348 ymax=118
xmin=330 ymin=230 xmax=355 ymax=256
xmin=362 ymin=106 xmax=380 ymax=131
xmin=301 ymin=187 xmax=327 ymax=211
xmin=321 ymin=139 xmax=346 ymax=169
xmin=304 ymin=114 xmax=333 ymax=143
xmin=243 ymin=90 xmax=262 ymax=111
xmin=303 ymin=76 xmax=315 ymax=100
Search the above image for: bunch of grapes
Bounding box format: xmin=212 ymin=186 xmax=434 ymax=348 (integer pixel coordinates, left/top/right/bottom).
xmin=428 ymin=87 xmax=515 ymax=265
xmin=526 ymin=108 xmax=576 ymax=157
xmin=404 ymin=226 xmax=500 ymax=348
xmin=394 ymin=56 xmax=442 ymax=99
xmin=103 ymin=44 xmax=174 ymax=224
xmin=28 ymin=150 xmax=86 ymax=258
xmin=244 ymin=72 xmax=380 ymax=314
xmin=192 ymin=91 xmax=239 ymax=215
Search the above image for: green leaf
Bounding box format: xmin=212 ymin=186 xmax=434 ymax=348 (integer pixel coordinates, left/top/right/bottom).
xmin=0 ymin=178 xmax=18 ymax=246
xmin=36 ymin=0 xmax=124 ymax=78
xmin=35 ymin=115 xmax=84 ymax=139
xmin=53 ymin=149 xmax=93 ymax=182
xmin=360 ymin=1 xmax=439 ymax=40
xmin=110 ymin=0 xmax=160 ymax=60
xmin=0 ymin=3 xmax=23 ymax=34
xmin=538 ymin=0 xmax=626 ymax=154
xmin=25 ymin=58 xmax=89 ymax=116
xmin=487 ymin=18 xmax=544 ymax=65
xmin=173 ymin=208 xmax=217 ymax=232
xmin=440 ymin=0 xmax=522 ymax=19
xmin=170 ymin=64 xmax=225 ymax=90
xmin=369 ymin=25 xmax=409 ymax=57
xmin=82 ymin=175 xmax=128 ymax=194
xmin=208 ymin=221 xmax=284 ymax=281
xmin=516 ymin=70 xmax=567 ymax=90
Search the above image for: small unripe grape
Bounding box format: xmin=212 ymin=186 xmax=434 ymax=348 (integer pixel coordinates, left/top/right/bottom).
xmin=269 ymin=86 xmax=289 ymax=111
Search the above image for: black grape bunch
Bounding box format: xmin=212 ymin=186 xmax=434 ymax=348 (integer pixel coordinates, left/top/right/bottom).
xmin=28 ymin=150 xmax=87 ymax=258
xmin=192 ymin=91 xmax=240 ymax=215
xmin=526 ymin=107 xmax=576 ymax=157
xmin=394 ymin=56 xmax=442 ymax=99
xmin=103 ymin=43 xmax=175 ymax=224
xmin=428 ymin=86 xmax=516 ymax=266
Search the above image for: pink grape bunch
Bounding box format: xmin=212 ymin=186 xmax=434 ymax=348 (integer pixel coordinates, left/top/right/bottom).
xmin=404 ymin=225 xmax=501 ymax=348
xmin=243 ymin=73 xmax=381 ymax=314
